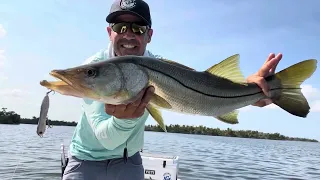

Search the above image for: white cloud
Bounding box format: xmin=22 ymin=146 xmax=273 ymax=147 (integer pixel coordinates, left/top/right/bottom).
xmin=0 ymin=24 xmax=7 ymax=38
xmin=0 ymin=25 xmax=8 ymax=80
xmin=265 ymin=104 xmax=278 ymax=109
xmin=301 ymin=84 xmax=320 ymax=99
xmin=0 ymin=89 xmax=26 ymax=98
xmin=0 ymin=76 xmax=8 ymax=82
xmin=311 ymin=100 xmax=320 ymax=112
xmin=0 ymin=49 xmax=6 ymax=67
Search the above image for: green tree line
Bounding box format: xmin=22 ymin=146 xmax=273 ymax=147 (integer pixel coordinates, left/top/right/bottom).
xmin=0 ymin=107 xmax=318 ymax=142
xmin=0 ymin=107 xmax=77 ymax=126
xmin=145 ymin=124 xmax=318 ymax=142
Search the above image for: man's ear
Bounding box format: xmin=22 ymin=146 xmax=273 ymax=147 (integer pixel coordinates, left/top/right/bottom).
xmin=147 ymin=29 xmax=153 ymax=43
xmin=107 ymin=26 xmax=112 ymax=37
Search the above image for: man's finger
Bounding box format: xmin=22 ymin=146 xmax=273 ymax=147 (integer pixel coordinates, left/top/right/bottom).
xmin=134 ymin=86 xmax=155 ymax=115
xmin=134 ymin=87 xmax=148 ymax=102
xmin=114 ymin=104 xmax=126 ymax=114
xmin=125 ymin=99 xmax=142 ymax=115
xmin=141 ymin=86 xmax=155 ymax=106
xmin=124 ymin=87 xmax=147 ymax=114
xmin=112 ymin=104 xmax=128 ymax=118
xmin=258 ymin=57 xmax=282 ymax=77
xmin=105 ymin=104 xmax=116 ymax=115
xmin=269 ymin=53 xmax=282 ymax=74
xmin=258 ymin=53 xmax=276 ymax=77
xmin=252 ymin=101 xmax=266 ymax=107
xmin=249 ymin=76 xmax=270 ymax=97
xmin=264 ymin=53 xmax=275 ymax=64
xmin=128 ymin=98 xmax=142 ymax=109
xmin=252 ymin=99 xmax=272 ymax=107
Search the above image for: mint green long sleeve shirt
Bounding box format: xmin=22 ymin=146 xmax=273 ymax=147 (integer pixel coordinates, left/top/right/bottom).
xmin=69 ymin=47 xmax=157 ymax=160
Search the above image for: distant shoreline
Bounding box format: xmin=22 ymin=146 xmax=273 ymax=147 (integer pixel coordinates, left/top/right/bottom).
xmin=0 ymin=107 xmax=318 ymax=143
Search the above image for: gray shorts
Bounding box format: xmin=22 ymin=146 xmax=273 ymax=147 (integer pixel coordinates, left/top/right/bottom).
xmin=62 ymin=152 xmax=144 ymax=180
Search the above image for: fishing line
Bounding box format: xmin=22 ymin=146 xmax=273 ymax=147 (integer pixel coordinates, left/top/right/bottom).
xmin=10 ymin=131 xmax=33 ymax=180
xmin=10 ymin=90 xmax=55 ymax=179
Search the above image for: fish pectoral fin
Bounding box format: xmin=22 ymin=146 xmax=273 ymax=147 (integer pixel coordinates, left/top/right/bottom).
xmin=146 ymin=104 xmax=167 ymax=132
xmin=215 ymin=110 xmax=239 ymax=124
xmin=150 ymin=94 xmax=172 ymax=109
xmin=205 ymin=54 xmax=247 ymax=84
xmin=114 ymin=90 xmax=130 ymax=99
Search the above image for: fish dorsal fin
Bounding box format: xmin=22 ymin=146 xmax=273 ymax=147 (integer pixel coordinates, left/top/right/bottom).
xmin=205 ymin=54 xmax=246 ymax=83
xmin=160 ymin=58 xmax=195 ymax=71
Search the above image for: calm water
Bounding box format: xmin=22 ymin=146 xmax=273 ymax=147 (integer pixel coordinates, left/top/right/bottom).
xmin=0 ymin=124 xmax=320 ymax=180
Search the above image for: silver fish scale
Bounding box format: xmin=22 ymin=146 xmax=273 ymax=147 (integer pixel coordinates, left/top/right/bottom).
xmin=133 ymin=57 xmax=266 ymax=97
xmin=118 ymin=62 xmax=149 ymax=99
xmin=145 ymin=68 xmax=266 ymax=117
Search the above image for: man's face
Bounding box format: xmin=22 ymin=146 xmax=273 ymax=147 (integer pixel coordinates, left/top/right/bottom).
xmin=107 ymin=14 xmax=153 ymax=56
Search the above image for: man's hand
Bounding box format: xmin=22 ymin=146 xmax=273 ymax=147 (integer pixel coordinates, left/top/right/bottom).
xmin=104 ymin=86 xmax=155 ymax=119
xmin=246 ymin=53 xmax=282 ymax=107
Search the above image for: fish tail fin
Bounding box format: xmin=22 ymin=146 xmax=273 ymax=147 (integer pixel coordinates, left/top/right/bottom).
xmin=272 ymin=59 xmax=317 ymax=117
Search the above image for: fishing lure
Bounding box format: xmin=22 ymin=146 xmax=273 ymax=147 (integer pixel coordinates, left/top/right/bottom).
xmin=36 ymin=90 xmax=54 ymax=137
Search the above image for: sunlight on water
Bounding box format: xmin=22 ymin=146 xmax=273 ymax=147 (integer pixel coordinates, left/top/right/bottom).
xmin=1 ymin=124 xmax=320 ymax=180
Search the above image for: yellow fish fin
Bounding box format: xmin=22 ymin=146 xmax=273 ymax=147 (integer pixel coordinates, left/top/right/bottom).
xmin=205 ymin=54 xmax=246 ymax=84
xmin=114 ymin=90 xmax=130 ymax=99
xmin=272 ymin=59 xmax=317 ymax=117
xmin=146 ymin=104 xmax=167 ymax=132
xmin=215 ymin=110 xmax=239 ymax=124
xmin=150 ymin=94 xmax=172 ymax=109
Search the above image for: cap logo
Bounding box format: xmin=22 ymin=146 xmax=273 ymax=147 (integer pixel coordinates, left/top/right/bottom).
xmin=120 ymin=0 xmax=136 ymax=9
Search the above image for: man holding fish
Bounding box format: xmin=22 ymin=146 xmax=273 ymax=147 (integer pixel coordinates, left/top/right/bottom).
xmin=53 ymin=0 xmax=306 ymax=179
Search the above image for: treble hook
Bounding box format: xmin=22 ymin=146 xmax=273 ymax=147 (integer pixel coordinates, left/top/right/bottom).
xmin=47 ymin=117 xmax=53 ymax=128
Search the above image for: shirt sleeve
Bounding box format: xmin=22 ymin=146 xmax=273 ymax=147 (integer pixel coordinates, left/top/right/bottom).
xmin=80 ymin=49 xmax=148 ymax=150
xmin=83 ymin=100 xmax=148 ymax=150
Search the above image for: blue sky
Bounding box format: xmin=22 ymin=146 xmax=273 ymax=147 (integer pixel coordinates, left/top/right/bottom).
xmin=0 ymin=0 xmax=319 ymax=140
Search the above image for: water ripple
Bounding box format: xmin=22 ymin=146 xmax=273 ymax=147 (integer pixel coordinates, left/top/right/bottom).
xmin=1 ymin=125 xmax=320 ymax=180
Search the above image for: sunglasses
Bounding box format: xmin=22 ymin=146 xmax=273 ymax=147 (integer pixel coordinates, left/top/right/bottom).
xmin=110 ymin=22 xmax=149 ymax=35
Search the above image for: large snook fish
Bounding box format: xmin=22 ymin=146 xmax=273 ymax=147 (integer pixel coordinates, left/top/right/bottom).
xmin=40 ymin=54 xmax=317 ymax=132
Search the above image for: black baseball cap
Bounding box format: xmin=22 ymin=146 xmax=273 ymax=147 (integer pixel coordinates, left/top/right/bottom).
xmin=106 ymin=0 xmax=152 ymax=27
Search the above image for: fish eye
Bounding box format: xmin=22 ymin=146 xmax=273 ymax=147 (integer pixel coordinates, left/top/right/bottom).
xmin=86 ymin=69 xmax=97 ymax=77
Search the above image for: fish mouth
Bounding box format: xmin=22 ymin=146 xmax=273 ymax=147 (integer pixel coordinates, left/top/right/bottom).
xmin=39 ymin=80 xmax=53 ymax=88
xmin=39 ymin=79 xmax=86 ymax=98
xmin=49 ymin=70 xmax=74 ymax=86
xmin=47 ymin=69 xmax=98 ymax=99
